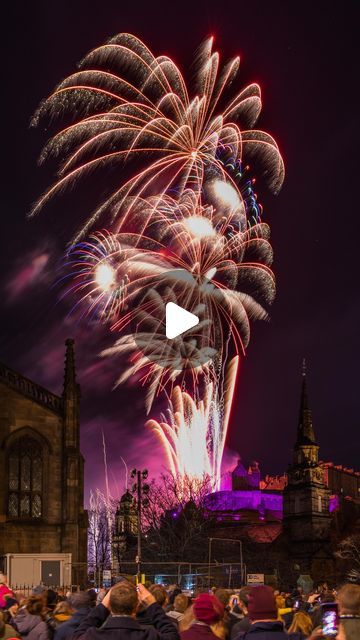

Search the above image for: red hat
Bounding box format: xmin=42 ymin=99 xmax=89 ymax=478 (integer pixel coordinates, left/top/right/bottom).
xmin=193 ymin=593 xmax=224 ymax=625
xmin=248 ymin=586 xmax=278 ymax=621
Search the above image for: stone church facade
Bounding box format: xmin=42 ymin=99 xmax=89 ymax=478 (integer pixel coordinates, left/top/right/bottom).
xmin=0 ymin=340 xmax=87 ymax=585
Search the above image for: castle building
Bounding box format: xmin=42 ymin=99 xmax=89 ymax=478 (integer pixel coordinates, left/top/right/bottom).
xmin=203 ymin=362 xmax=359 ymax=581
xmin=0 ymin=340 xmax=88 ymax=585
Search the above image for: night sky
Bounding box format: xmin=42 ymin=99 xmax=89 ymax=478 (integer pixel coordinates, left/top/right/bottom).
xmin=2 ymin=1 xmax=360 ymax=502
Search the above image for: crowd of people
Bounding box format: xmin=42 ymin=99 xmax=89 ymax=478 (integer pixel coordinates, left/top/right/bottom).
xmin=0 ymin=573 xmax=359 ymax=640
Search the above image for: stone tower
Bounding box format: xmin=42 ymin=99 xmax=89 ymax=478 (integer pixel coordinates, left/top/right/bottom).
xmin=112 ymin=490 xmax=137 ymax=571
xmin=283 ymin=361 xmax=332 ymax=580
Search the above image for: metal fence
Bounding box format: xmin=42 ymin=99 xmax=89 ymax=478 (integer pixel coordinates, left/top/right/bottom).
xmin=88 ymin=562 xmax=246 ymax=590
xmin=10 ymin=585 xmax=76 ymax=597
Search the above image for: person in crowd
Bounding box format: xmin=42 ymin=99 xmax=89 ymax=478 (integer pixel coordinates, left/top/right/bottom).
xmin=137 ymin=585 xmax=169 ymax=627
xmin=336 ymin=618 xmax=360 ymax=640
xmin=287 ymin=611 xmax=313 ymax=638
xmin=1 ymin=599 xmax=18 ymax=625
xmin=167 ymin=588 xmax=183 ymax=613
xmin=337 ymin=583 xmax=360 ymax=616
xmin=278 ymin=596 xmax=295 ymax=629
xmin=334 ymin=583 xmax=360 ymax=640
xmin=180 ymin=593 xmax=224 ymax=640
xmin=96 ymin=588 xmax=106 ymax=605
xmin=53 ymin=600 xmax=74 ymax=628
xmin=70 ymin=582 xmax=180 ymax=639
xmin=0 ymin=611 xmax=20 ymax=639
xmin=0 ymin=577 xmax=14 ymax=610
xmin=12 ymin=595 xmax=53 ymax=640
xmin=46 ymin=589 xmax=59 ymax=613
xmin=230 ymin=589 xmax=251 ymax=638
xmin=54 ymin=592 xmax=95 ymax=640
xmin=213 ymin=589 xmax=245 ymax=638
xmin=232 ymin=585 xmax=303 ymax=639
xmin=311 ymin=590 xmax=336 ymax=630
xmin=166 ymin=594 xmax=189 ymax=625
xmin=32 ymin=584 xmax=46 ymax=597
xmin=178 ymin=602 xmax=195 ymax=633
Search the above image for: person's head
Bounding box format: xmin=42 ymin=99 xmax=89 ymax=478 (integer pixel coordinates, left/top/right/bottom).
xmin=214 ymin=589 xmax=231 ymax=609
xmin=248 ymin=586 xmax=278 ymax=622
xmin=0 ymin=575 xmax=7 ymax=586
xmin=109 ymin=583 xmax=138 ymax=616
xmin=3 ymin=597 xmax=18 ymax=612
xmin=32 ymin=585 xmax=46 ymax=597
xmin=54 ymin=601 xmax=73 ymax=616
xmin=45 ymin=589 xmax=57 ymax=609
xmin=148 ymin=584 xmax=168 ymax=609
xmin=193 ymin=593 xmax=224 ymax=625
xmin=337 ymin=618 xmax=360 ymax=640
xmin=169 ymin=587 xmax=182 ymax=605
xmin=288 ymin=611 xmax=313 ymax=636
xmin=337 ymin=584 xmax=360 ymax=616
xmin=174 ymin=594 xmax=189 ymax=614
xmin=25 ymin=596 xmax=46 ymax=618
xmin=69 ymin=591 xmax=93 ymax=611
xmin=285 ymin=595 xmax=295 ymax=608
xmin=321 ymin=591 xmax=336 ymax=604
xmin=87 ymin=589 xmax=97 ymax=607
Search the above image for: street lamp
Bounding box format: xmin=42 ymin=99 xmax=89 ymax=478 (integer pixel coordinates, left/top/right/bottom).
xmin=131 ymin=468 xmax=149 ymax=581
xmin=208 ymin=537 xmax=243 ymax=588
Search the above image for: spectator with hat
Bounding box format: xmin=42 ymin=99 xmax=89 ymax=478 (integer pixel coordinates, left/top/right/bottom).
xmin=232 ymin=586 xmax=303 ymax=639
xmin=55 ymin=591 xmax=95 ymax=640
xmin=180 ymin=593 xmax=224 ymax=639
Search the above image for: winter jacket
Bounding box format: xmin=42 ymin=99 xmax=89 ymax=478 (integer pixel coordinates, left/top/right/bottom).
xmin=180 ymin=623 xmax=219 ymax=640
xmin=233 ymin=620 xmax=303 ymax=640
xmin=13 ymin=607 xmax=52 ymax=640
xmin=0 ymin=585 xmax=14 ymax=609
xmin=55 ymin=608 xmax=92 ymax=640
xmin=70 ymin=602 xmax=180 ymax=640
xmin=231 ymin=615 xmax=251 ymax=638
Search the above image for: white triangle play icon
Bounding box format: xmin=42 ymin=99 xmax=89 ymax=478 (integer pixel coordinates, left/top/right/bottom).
xmin=165 ymin=302 xmax=199 ymax=339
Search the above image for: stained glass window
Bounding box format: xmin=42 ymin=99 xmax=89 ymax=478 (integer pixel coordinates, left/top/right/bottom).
xmin=7 ymin=436 xmax=43 ymax=519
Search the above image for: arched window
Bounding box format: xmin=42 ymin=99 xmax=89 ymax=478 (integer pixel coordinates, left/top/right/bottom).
xmin=8 ymin=436 xmax=43 ymax=519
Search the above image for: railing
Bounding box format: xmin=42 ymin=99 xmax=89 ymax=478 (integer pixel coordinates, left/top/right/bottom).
xmin=88 ymin=562 xmax=245 ymax=590
xmin=0 ymin=363 xmax=63 ymax=414
xmin=10 ymin=584 xmax=76 ymax=597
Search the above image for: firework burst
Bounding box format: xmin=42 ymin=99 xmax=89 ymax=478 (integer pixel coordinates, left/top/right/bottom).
xmin=31 ymin=34 xmax=284 ymax=241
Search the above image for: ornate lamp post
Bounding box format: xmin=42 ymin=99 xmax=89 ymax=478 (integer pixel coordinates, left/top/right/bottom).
xmin=131 ymin=468 xmax=149 ymax=580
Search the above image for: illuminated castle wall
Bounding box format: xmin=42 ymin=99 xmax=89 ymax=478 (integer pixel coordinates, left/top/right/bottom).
xmin=205 ymin=366 xmax=360 ymax=543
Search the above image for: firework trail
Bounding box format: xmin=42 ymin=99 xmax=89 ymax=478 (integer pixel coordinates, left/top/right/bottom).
xmin=146 ymin=356 xmax=239 ymax=490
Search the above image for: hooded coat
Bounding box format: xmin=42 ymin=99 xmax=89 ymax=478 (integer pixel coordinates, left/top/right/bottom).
xmin=13 ymin=607 xmax=51 ymax=640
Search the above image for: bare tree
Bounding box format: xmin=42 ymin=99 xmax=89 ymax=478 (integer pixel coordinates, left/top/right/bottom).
xmin=139 ymin=473 xmax=215 ymax=562
xmin=335 ymin=534 xmax=360 ymax=583
xmin=88 ymin=489 xmax=114 ymax=582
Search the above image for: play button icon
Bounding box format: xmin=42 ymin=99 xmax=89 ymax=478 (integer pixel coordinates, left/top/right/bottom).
xmin=165 ymin=302 xmax=199 ymax=339
xmin=129 ymin=268 xmax=226 ymax=374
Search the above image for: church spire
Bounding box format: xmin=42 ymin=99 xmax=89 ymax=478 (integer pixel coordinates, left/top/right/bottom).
xmin=64 ymin=338 xmax=76 ymax=392
xmin=63 ymin=339 xmax=80 ymax=448
xmin=296 ymin=358 xmax=316 ymax=446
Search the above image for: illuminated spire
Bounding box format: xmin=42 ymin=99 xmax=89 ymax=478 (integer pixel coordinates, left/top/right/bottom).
xmin=296 ymin=358 xmax=317 ymax=446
